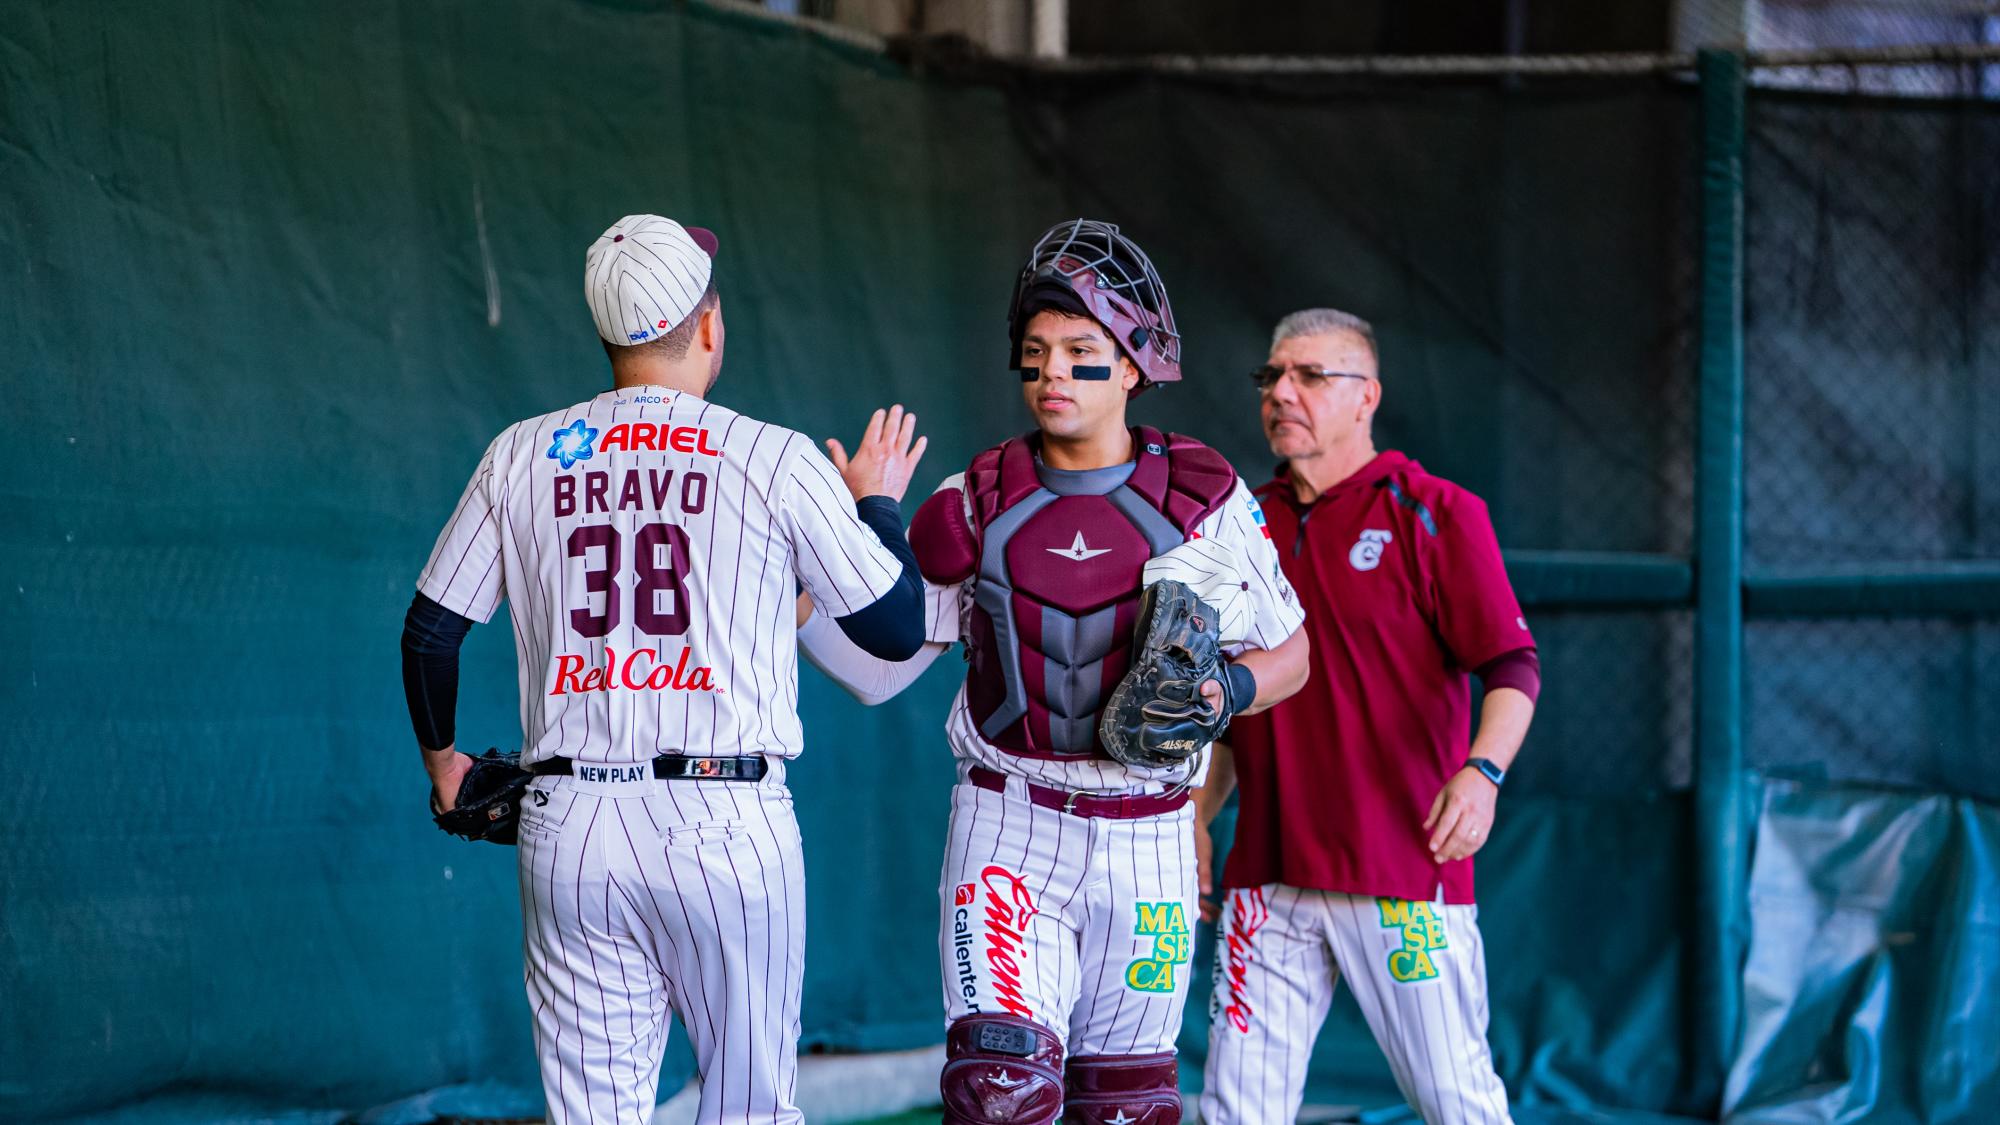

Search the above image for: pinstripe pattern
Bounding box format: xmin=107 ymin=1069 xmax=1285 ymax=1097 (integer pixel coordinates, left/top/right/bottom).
xmin=416 ymin=388 xmax=900 ymax=767
xmin=585 ymin=216 xmax=712 ymax=345
xmin=937 ymin=778 xmax=1197 ymax=1068
xmin=1199 ymin=886 xmax=1512 ymax=1125
xmin=420 ymin=385 xmax=897 ymax=1124
xmin=520 ymin=773 xmax=806 ymax=1125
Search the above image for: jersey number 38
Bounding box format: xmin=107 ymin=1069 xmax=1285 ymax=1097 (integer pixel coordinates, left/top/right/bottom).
xmin=566 ymin=522 xmax=692 ymax=639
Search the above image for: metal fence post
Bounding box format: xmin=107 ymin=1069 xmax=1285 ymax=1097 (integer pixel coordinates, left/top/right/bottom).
xmin=1692 ymin=45 xmax=1749 ymax=1112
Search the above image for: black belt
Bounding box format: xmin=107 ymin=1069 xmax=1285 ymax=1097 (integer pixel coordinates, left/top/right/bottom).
xmin=531 ymin=755 xmax=768 ymax=782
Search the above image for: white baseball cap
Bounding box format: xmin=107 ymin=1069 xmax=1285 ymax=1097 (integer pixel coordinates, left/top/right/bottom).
xmin=585 ymin=214 xmax=720 ymax=346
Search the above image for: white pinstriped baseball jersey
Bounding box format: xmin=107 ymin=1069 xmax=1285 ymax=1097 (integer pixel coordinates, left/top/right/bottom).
xmin=418 ymin=386 xmax=901 ymax=766
xmin=920 ymin=472 xmax=1304 ymax=796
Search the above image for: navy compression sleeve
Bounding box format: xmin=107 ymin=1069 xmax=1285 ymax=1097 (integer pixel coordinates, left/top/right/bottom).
xmin=401 ymin=592 xmax=473 ymax=750
xmin=834 ymin=495 xmax=926 ymax=662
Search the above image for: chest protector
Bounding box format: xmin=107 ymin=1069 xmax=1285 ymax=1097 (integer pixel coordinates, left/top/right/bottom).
xmin=913 ymin=427 xmax=1236 ymax=760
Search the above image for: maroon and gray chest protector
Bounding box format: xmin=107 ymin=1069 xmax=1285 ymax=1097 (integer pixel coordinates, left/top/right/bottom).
xmin=910 ymin=427 xmax=1237 ymax=761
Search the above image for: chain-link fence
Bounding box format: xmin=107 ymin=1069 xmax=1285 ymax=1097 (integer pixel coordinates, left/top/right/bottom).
xmin=1742 ymin=79 xmax=2000 ymax=806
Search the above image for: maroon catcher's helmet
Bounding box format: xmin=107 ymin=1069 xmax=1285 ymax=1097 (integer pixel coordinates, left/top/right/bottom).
xmin=1009 ymin=219 xmax=1182 ymax=393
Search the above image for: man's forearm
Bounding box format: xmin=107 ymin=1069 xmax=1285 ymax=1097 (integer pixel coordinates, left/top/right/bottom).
xmin=1194 ymin=740 xmax=1239 ymax=826
xmin=1231 ymin=626 xmax=1311 ymax=715
xmin=1468 ymin=687 xmax=1534 ymax=771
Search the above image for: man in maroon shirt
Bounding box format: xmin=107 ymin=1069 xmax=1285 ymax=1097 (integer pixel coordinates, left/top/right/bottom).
xmin=1195 ymin=309 xmax=1540 ymax=1125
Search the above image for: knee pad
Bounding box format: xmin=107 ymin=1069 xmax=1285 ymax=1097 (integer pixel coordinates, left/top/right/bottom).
xmin=941 ymin=1014 xmax=1065 ymax=1124
xmin=1062 ymin=1052 xmax=1181 ymax=1124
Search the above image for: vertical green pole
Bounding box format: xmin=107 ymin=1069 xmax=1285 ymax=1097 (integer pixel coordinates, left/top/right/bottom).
xmin=1692 ymin=46 xmax=1748 ymax=1113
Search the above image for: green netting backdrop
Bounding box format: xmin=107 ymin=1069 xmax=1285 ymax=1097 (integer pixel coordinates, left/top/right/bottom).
xmin=2 ymin=3 xmax=1993 ymax=1123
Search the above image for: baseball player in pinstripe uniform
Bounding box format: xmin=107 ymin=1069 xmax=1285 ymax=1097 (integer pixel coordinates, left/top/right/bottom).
xmin=796 ymin=220 xmax=1312 ymax=1124
xmin=399 ymin=214 xmax=931 ymax=1125
xmin=1196 ymin=309 xmax=1540 ymax=1125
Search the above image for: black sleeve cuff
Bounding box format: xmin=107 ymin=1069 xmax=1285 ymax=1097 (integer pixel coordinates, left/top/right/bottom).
xmin=1224 ymin=660 xmax=1258 ymax=717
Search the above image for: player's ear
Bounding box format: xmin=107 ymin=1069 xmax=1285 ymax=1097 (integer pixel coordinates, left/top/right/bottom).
xmin=698 ymin=301 xmax=722 ymax=351
xmin=1358 ymin=376 xmax=1380 ymax=423
xmin=1120 ymin=357 xmax=1141 ymax=393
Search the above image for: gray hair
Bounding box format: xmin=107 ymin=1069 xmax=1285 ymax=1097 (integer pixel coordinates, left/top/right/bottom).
xmin=1270 ymin=308 xmax=1377 ymax=361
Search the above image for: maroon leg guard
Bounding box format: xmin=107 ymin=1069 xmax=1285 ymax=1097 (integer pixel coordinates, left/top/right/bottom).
xmin=942 ymin=1013 xmax=1065 ymax=1124
xmin=1061 ymin=1052 xmax=1181 ymax=1124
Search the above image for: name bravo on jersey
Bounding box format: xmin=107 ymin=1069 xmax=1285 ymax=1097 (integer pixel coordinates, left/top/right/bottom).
xmin=554 ymin=468 xmax=712 ymax=518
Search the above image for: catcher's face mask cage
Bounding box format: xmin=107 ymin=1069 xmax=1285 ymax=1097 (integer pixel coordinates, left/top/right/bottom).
xmin=1009 ymin=219 xmax=1183 ymax=392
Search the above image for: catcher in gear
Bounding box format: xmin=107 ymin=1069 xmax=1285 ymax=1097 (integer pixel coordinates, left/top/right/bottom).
xmin=795 ymin=219 xmax=1310 ymax=1124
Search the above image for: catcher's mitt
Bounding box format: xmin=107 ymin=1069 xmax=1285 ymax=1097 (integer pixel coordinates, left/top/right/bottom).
xmin=433 ymin=748 xmax=534 ymax=845
xmin=1098 ymin=579 xmax=1243 ymax=768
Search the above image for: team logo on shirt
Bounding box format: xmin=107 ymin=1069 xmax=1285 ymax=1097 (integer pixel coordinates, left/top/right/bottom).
xmin=1349 ymin=529 xmax=1393 ymax=571
xmin=547 ymin=419 xmax=600 ymax=469
xmin=1272 ymin=559 xmax=1297 ymax=608
xmin=1125 ymin=900 xmax=1192 ymax=993
xmin=1377 ymin=898 xmax=1449 ymax=983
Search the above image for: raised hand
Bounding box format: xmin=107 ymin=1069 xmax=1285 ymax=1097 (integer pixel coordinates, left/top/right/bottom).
xmin=827 ymin=404 xmax=928 ymax=503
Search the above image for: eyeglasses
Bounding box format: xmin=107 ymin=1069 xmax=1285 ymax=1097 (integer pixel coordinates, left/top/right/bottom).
xmin=1248 ymin=364 xmax=1373 ymax=392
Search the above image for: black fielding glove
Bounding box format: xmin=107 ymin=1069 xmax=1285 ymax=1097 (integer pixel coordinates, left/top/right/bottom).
xmin=433 ymin=748 xmax=534 ymax=845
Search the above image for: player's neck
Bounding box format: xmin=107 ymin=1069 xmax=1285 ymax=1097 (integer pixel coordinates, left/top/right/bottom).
xmin=611 ymin=363 xmax=711 ymax=400
xmin=1039 ymin=422 xmax=1134 ymax=471
xmin=1288 ymin=435 xmax=1378 ymax=503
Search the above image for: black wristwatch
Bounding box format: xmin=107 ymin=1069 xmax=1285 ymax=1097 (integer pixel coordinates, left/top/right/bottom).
xmin=1465 ymin=757 xmax=1506 ymax=788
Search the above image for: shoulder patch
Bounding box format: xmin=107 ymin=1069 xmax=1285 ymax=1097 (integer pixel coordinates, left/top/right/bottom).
xmin=1241 ymin=489 xmax=1272 ymax=539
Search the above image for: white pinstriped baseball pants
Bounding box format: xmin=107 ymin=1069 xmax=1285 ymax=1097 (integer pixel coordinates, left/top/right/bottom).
xmin=938 ymin=776 xmax=1200 ymax=1058
xmin=1200 ymin=885 xmax=1511 ymax=1125
xmin=516 ymin=766 xmax=805 ymax=1125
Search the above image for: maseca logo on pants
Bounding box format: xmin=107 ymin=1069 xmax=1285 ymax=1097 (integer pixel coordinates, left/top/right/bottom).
xmin=1377 ymin=898 xmax=1449 ymax=983
xmin=950 ymin=866 xmax=1039 ymax=1018
xmin=1125 ymin=901 xmax=1192 ymax=993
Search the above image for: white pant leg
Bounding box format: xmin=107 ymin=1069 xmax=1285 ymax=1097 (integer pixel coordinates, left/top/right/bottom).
xmin=520 ymin=784 xmax=674 ymax=1125
xmin=631 ymin=779 xmax=806 ymax=1125
xmin=1322 ymin=894 xmax=1511 ymax=1125
xmin=1067 ymin=804 xmax=1198 ymax=1059
xmin=939 ymin=780 xmax=1089 ymax=1038
xmin=1199 ymin=885 xmax=1339 ymax=1125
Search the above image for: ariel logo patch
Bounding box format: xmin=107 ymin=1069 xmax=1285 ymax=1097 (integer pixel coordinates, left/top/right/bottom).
xmin=547 ymin=419 xmax=600 ymax=470
xmin=1125 ymin=900 xmax=1192 ymax=993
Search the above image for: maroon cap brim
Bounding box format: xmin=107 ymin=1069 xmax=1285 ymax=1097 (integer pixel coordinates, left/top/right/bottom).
xmin=686 ymin=226 xmax=719 ymax=258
